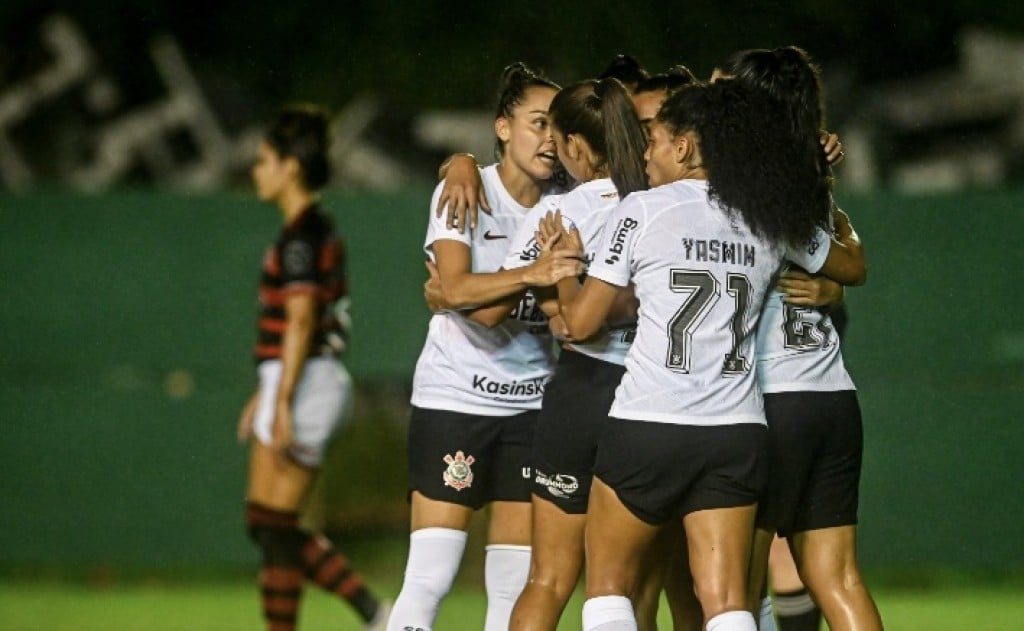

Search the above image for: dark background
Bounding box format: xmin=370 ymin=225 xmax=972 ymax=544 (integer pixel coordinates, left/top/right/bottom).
xmin=4 ymin=1 xmax=1022 ymax=130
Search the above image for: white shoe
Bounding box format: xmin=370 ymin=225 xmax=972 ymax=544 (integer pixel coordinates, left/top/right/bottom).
xmin=365 ymin=598 xmax=393 ymax=631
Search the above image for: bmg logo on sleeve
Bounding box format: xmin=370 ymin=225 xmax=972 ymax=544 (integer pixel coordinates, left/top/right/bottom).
xmin=605 ymin=217 xmax=639 ymax=264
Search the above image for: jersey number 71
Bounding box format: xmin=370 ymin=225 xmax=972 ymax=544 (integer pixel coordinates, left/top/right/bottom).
xmin=666 ymin=269 xmax=752 ymax=376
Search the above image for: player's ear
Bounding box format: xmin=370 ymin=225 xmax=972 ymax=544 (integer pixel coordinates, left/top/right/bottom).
xmin=681 ymin=130 xmax=704 ymax=170
xmin=282 ymin=154 xmax=302 ymax=181
xmin=495 ymin=117 xmax=511 ymax=144
xmin=565 ymin=134 xmax=581 ymax=161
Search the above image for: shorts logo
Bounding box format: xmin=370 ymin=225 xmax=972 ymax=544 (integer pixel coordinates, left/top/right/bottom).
xmin=442 ymin=450 xmax=475 ymax=491
xmin=534 ymin=470 xmax=580 ymax=498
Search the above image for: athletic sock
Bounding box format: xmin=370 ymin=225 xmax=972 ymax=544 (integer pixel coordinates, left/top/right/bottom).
xmin=386 ymin=527 xmax=468 ymax=631
xmin=245 ymin=503 xmax=306 ymax=631
xmin=483 ymin=544 xmax=531 ymax=631
xmin=300 ymin=532 xmax=380 ymax=622
xmin=773 ymin=589 xmax=821 ymax=631
xmin=758 ymin=595 xmax=778 ymax=631
xmin=582 ymin=595 xmax=637 ymax=630
xmin=706 ymin=610 xmax=757 ymax=631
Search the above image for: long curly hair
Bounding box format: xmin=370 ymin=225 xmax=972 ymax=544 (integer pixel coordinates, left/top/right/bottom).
xmin=657 ymin=81 xmax=828 ymax=249
xmin=718 ymin=46 xmax=833 ymax=198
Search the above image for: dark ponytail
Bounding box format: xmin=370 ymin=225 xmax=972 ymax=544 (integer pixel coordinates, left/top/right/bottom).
xmin=548 ymin=78 xmax=647 ymax=197
xmin=493 ymin=62 xmax=559 ymax=159
xmin=264 ymin=104 xmax=331 ymax=190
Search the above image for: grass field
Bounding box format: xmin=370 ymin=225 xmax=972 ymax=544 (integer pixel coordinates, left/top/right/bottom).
xmin=3 ymin=577 xmax=1023 ymax=630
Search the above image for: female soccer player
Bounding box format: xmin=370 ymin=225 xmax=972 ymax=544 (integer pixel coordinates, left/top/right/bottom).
xmin=238 ymin=105 xmax=390 ymax=631
xmin=544 ymin=79 xmax=862 ymax=631
xmin=717 ymin=46 xmax=884 ymax=631
xmin=386 ymin=63 xmax=583 ymax=631
xmin=494 ymin=77 xmax=649 ymax=631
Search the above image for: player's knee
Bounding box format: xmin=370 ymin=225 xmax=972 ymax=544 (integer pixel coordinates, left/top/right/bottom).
xmin=245 ymin=503 xmax=304 ymax=565
xmin=526 ymin=569 xmax=577 ymax=601
xmin=402 ymin=562 xmax=458 ymax=603
xmin=692 ymin=577 xmax=746 ymax=618
xmin=247 ymin=524 xmax=305 ymax=565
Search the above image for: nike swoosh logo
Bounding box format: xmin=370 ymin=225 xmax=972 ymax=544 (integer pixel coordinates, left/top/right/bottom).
xmin=483 ymin=231 xmax=507 ymax=240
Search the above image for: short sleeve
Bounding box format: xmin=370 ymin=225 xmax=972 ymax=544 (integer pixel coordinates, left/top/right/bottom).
xmin=279 ymin=234 xmax=318 ymax=285
xmin=787 ymin=225 xmax=831 ymax=274
xmin=585 ymin=199 xmax=642 ymax=288
xmin=423 ymin=181 xmax=473 ymax=262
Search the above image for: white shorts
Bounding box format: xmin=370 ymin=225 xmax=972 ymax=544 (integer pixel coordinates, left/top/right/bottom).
xmin=253 ymin=357 xmax=354 ymax=467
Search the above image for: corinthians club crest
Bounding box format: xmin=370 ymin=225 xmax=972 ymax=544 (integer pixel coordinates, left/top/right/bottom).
xmin=442 ymin=450 xmax=475 ymax=491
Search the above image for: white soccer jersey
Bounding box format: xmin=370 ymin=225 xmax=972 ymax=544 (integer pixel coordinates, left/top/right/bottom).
xmin=503 ymin=178 xmax=635 ymax=365
xmin=586 ymin=179 xmax=822 ymax=426
xmin=756 ymin=224 xmax=856 ymax=393
xmin=411 ymin=164 xmax=556 ymax=416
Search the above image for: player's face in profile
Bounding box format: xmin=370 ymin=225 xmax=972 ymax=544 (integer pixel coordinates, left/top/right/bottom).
xmin=251 ymin=141 xmax=289 ymax=202
xmin=644 ymin=121 xmax=681 ymax=187
xmin=632 ymin=89 xmax=668 ymax=140
xmin=503 ymin=86 xmax=558 ymax=181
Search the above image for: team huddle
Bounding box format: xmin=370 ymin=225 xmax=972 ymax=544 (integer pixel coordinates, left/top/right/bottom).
xmin=239 ymin=47 xmax=882 ymax=631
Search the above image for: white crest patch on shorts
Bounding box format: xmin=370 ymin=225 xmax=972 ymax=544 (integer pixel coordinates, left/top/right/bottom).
xmin=442 ymin=450 xmax=475 ymax=491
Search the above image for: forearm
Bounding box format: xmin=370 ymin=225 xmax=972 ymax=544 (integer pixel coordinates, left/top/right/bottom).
xmin=464 ymin=293 xmax=523 ymax=328
xmin=441 ymin=266 xmax=533 ymax=309
xmin=556 ymin=277 xmax=600 ymax=340
xmin=438 ymin=153 xmax=476 ymax=180
xmin=276 ymin=312 xmax=314 ymax=404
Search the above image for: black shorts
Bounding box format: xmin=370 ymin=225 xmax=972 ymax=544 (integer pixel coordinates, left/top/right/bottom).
xmin=532 ymin=349 xmax=625 ymax=514
xmin=756 ymin=390 xmax=863 ymax=537
xmin=407 ymin=406 xmax=537 ymax=509
xmin=594 ymin=419 xmax=767 ymax=525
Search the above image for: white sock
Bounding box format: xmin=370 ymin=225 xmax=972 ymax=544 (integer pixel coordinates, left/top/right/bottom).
xmin=772 ymin=590 xmax=817 ymax=617
xmin=582 ymin=595 xmax=637 ymax=631
xmin=707 ymin=610 xmax=757 ymax=631
xmin=386 ymin=527 xmax=468 ymax=631
xmin=483 ymin=544 xmax=531 ymax=631
xmin=758 ymin=596 xmax=778 ymax=631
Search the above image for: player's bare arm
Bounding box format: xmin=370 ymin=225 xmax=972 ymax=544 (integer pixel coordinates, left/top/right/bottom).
xmin=272 ymin=291 xmax=316 ymax=462
xmin=817 ymin=206 xmax=866 ymax=286
xmin=431 ymin=239 xmax=582 ymax=310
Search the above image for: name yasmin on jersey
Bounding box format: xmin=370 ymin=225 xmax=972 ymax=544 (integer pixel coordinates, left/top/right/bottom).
xmin=681 ymin=238 xmax=757 ymax=267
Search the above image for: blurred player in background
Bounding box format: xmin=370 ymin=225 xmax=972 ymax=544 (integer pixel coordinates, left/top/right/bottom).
xmin=237 ymin=105 xmax=390 ymax=631
xmin=387 ymin=62 xmax=583 ymax=631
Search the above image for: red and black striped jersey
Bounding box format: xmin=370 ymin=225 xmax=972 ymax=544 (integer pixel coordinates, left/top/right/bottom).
xmin=254 ymin=205 xmax=349 ymax=363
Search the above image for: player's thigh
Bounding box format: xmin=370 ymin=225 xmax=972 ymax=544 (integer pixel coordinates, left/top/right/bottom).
xmin=584 ymin=476 xmax=660 ymax=598
xmin=527 ymin=494 xmax=587 ymax=583
xmin=247 ymin=441 xmax=316 ymax=511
